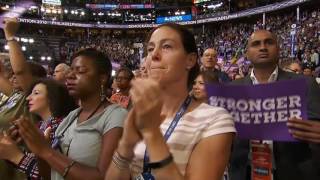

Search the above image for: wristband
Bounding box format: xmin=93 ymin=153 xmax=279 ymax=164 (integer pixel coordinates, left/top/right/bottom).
xmin=146 ymin=154 xmax=173 ymax=169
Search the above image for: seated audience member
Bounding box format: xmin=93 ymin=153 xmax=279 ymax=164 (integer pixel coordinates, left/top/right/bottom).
xmin=106 ymin=23 xmax=235 ymax=180
xmin=0 ymin=18 xmax=47 ymax=179
xmin=201 ymin=48 xmax=231 ymax=83
xmin=53 ymin=63 xmax=70 ymax=84
xmin=110 ymin=67 xmax=134 ymax=109
xmin=0 ymin=78 xmax=76 ymax=179
xmin=229 ymin=29 xmax=320 ymax=180
xmin=15 ymin=48 xmax=128 ymax=180
xmin=192 ymin=70 xmax=219 ymax=103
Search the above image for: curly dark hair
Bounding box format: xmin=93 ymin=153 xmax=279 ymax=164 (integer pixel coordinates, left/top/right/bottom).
xmin=27 ymin=78 xmax=77 ymax=118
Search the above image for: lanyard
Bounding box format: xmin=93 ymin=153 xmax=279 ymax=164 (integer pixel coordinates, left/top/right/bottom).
xmin=143 ymin=96 xmax=192 ymax=173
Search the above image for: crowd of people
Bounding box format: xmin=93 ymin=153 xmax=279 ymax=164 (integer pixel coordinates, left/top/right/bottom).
xmin=0 ymin=5 xmax=319 ymax=180
xmin=56 ymin=7 xmax=319 ymax=80
xmin=60 ymin=31 xmax=143 ymax=70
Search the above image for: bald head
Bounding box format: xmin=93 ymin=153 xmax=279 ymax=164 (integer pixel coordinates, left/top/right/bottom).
xmin=248 ymin=30 xmax=278 ymax=46
xmin=201 ymin=48 xmax=218 ymax=69
xmin=53 ymin=63 xmax=70 ymax=84
xmin=246 ymin=30 xmax=280 ymax=69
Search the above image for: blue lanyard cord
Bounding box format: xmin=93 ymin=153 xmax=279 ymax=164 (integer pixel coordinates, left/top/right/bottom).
xmin=143 ymin=96 xmax=192 ymax=173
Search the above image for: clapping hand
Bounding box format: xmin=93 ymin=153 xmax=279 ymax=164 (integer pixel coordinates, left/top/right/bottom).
xmin=130 ymin=78 xmax=165 ymax=137
xmin=15 ymin=116 xmax=51 ymax=158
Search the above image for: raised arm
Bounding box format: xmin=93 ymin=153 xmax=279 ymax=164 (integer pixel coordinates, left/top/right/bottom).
xmin=4 ymin=18 xmax=33 ymax=92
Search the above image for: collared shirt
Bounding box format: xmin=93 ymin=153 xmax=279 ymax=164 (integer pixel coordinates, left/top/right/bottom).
xmin=250 ymin=66 xmax=279 ymax=84
xmin=249 ymin=66 xmax=279 ymax=176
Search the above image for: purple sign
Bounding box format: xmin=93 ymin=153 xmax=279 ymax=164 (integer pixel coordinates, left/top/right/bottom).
xmin=206 ymin=78 xmax=307 ymax=141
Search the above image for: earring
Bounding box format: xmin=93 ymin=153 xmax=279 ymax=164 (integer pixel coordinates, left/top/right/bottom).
xmin=100 ymin=84 xmax=106 ymax=102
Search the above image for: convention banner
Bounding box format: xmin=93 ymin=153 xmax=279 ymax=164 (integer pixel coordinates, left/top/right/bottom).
xmin=206 ymin=78 xmax=307 ymax=141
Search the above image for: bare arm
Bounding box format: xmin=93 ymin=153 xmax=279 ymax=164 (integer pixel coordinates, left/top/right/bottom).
xmin=17 ymin=117 xmax=123 ymax=180
xmin=46 ymin=128 xmax=123 ymax=180
xmin=104 ymin=140 xmax=133 ymax=180
xmin=4 ymin=18 xmax=33 ymax=92
xmin=143 ymin=129 xmax=234 ymax=180
xmin=105 ymin=109 xmax=141 ymax=180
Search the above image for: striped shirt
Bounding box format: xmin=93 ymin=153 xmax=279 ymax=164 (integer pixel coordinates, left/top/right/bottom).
xmin=130 ymin=103 xmax=236 ymax=178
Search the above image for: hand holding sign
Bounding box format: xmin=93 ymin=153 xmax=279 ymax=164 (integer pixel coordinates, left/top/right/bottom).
xmin=287 ymin=117 xmax=320 ymax=143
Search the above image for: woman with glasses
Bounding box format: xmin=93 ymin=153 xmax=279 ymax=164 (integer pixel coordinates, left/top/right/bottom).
xmin=106 ymin=23 xmax=235 ymax=180
xmin=0 ymin=78 xmax=76 ymax=179
xmin=14 ymin=48 xmax=127 ymax=180
xmin=110 ymin=67 xmax=134 ymax=109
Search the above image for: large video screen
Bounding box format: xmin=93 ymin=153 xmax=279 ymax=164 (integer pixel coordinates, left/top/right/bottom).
xmin=156 ymin=14 xmax=192 ymax=24
xmin=42 ymin=0 xmax=61 ymax=6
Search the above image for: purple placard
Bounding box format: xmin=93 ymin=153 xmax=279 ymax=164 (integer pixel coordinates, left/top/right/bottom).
xmin=206 ymin=78 xmax=308 ymax=141
xmin=0 ymin=1 xmax=35 ymax=29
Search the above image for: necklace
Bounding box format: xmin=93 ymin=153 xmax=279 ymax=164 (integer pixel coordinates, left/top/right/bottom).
xmin=77 ymin=99 xmax=107 ymax=122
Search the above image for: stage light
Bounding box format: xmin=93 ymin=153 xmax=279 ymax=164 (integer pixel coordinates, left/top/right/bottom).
xmin=22 ymin=46 xmax=26 ymax=51
xmin=64 ymin=9 xmax=68 ymax=13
